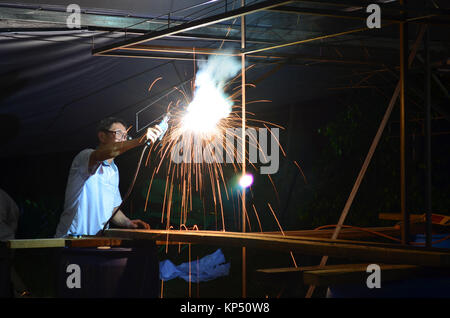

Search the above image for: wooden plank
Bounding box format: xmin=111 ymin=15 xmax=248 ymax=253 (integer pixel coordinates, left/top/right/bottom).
xmin=4 ymin=237 xmax=191 ymax=249
xmin=379 ymin=213 xmax=450 ymax=225
xmin=257 ymin=263 xmax=374 ymax=274
xmin=256 ymin=264 xmax=374 ymax=283
xmin=257 ymin=226 xmax=406 ymax=239
xmin=303 ymin=264 xmax=423 ymax=287
xmin=379 ymin=213 xmax=425 ymax=221
xmin=108 ymin=228 xmax=447 ymax=251
xmin=104 ymin=229 xmax=450 ymax=267
xmin=66 ymin=237 xmax=126 ymax=248
xmin=65 ymin=237 xmax=176 ymax=247
xmin=6 ymin=238 xmax=66 ymax=249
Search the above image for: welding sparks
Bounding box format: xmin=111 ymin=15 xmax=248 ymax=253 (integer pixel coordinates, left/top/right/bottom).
xmin=180 ymin=53 xmax=241 ymax=137
xmin=140 ymin=51 xmax=303 ymax=240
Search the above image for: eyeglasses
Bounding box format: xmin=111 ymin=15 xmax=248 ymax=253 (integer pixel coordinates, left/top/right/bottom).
xmin=105 ymin=129 xmax=128 ymax=140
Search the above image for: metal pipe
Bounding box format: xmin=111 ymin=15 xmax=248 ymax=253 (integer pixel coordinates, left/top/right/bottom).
xmin=241 ymin=0 xmax=247 ymax=299
xmin=267 ymin=5 xmax=402 ymax=22
xmin=425 ymin=25 xmax=432 ymax=248
xmin=242 ymin=23 xmax=395 ymax=56
xmin=266 ymin=5 xmax=446 ymax=24
xmin=92 ymin=0 xmax=294 ymax=55
xmin=400 ymin=0 xmax=409 ymax=245
xmin=100 ymin=45 xmax=391 ymax=66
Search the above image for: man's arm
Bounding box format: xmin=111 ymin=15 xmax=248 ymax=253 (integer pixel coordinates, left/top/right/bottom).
xmin=88 ymin=126 xmax=162 ymax=172
xmin=88 ymin=138 xmax=142 ymax=172
xmin=111 ymin=209 xmax=150 ymax=230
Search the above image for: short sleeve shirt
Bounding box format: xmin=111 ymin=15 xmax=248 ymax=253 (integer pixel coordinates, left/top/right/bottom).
xmin=55 ymin=149 xmax=122 ymax=237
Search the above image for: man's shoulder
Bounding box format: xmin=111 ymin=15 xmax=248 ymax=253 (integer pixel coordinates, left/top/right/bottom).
xmin=73 ymin=148 xmax=95 ymax=162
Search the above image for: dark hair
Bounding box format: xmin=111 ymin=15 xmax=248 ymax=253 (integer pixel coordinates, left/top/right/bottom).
xmin=96 ymin=117 xmax=127 ymax=133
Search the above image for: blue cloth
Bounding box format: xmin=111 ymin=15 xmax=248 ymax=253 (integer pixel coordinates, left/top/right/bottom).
xmin=55 ymin=149 xmax=122 ymax=237
xmin=159 ymin=248 xmax=230 ymax=282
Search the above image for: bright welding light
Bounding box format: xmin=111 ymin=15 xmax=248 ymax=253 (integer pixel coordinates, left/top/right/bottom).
xmin=181 ymin=76 xmax=232 ymax=135
xmin=239 ymin=173 xmax=253 ymax=189
xmin=180 ymin=53 xmax=240 ymax=136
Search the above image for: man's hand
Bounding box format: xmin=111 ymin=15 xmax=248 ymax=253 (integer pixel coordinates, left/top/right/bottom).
xmin=127 ymin=219 xmax=150 ymax=230
xmin=146 ymin=125 xmax=164 ymax=143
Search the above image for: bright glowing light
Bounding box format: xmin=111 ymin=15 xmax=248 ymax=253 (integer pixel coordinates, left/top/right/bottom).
xmin=181 ymin=76 xmax=232 ymax=134
xmin=239 ymin=173 xmax=253 ymax=188
xmin=180 ymin=53 xmax=240 ymax=136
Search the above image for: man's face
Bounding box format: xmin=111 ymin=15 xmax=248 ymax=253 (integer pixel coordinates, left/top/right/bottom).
xmin=99 ymin=122 xmax=128 ymax=145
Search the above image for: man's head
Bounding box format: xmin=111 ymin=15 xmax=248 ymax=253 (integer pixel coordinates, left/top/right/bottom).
xmin=97 ymin=117 xmax=128 ymax=145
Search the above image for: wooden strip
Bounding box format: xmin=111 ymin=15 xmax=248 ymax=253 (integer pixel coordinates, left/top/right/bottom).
xmin=4 ymin=237 xmax=195 ymax=249
xmin=104 ymin=229 xmax=450 ymax=267
xmin=303 ymin=264 xmax=423 ymax=287
xmin=257 ymin=263 xmax=376 ymax=274
xmin=66 ymin=238 xmax=125 ymax=248
xmin=379 ymin=213 xmax=424 ymax=221
xmin=67 ymin=237 xmax=187 ymax=247
xmin=7 ymin=238 xmax=65 ymax=249
xmin=257 ymin=226 xmax=405 ymax=239
xmin=154 ymin=229 xmax=438 ymax=251
xmin=380 ymin=213 xmax=450 ymax=226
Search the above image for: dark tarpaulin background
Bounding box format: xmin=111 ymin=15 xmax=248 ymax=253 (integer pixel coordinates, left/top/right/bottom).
xmin=0 ymin=1 xmax=449 ymax=240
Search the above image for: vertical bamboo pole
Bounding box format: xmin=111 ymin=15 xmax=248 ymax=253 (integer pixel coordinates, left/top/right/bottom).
xmin=241 ymin=0 xmax=247 ymax=299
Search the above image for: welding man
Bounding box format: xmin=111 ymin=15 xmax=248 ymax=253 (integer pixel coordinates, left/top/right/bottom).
xmin=55 ymin=117 xmax=163 ymax=237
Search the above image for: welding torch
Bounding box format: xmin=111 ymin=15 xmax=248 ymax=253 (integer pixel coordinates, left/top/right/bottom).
xmin=100 ymin=113 xmax=171 ymax=235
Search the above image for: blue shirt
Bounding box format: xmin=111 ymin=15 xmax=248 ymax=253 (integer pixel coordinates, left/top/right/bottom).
xmin=55 ymin=149 xmax=122 ymax=237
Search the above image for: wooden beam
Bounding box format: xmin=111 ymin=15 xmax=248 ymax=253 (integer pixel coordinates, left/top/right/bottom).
xmin=104 ymin=229 xmax=450 ymax=267
xmin=66 ymin=237 xmax=126 ymax=248
xmin=1 ymin=237 xmax=182 ymax=249
xmin=256 ymin=263 xmax=425 ymax=285
xmin=257 ymin=226 xmax=405 ymax=240
xmin=379 ymin=213 xmax=424 ymax=222
xmin=379 ymin=213 xmax=450 ymax=225
xmin=303 ymin=264 xmax=423 ymax=287
xmin=5 ymin=238 xmax=66 ymax=249
xmin=257 ymin=263 xmax=378 ymax=274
